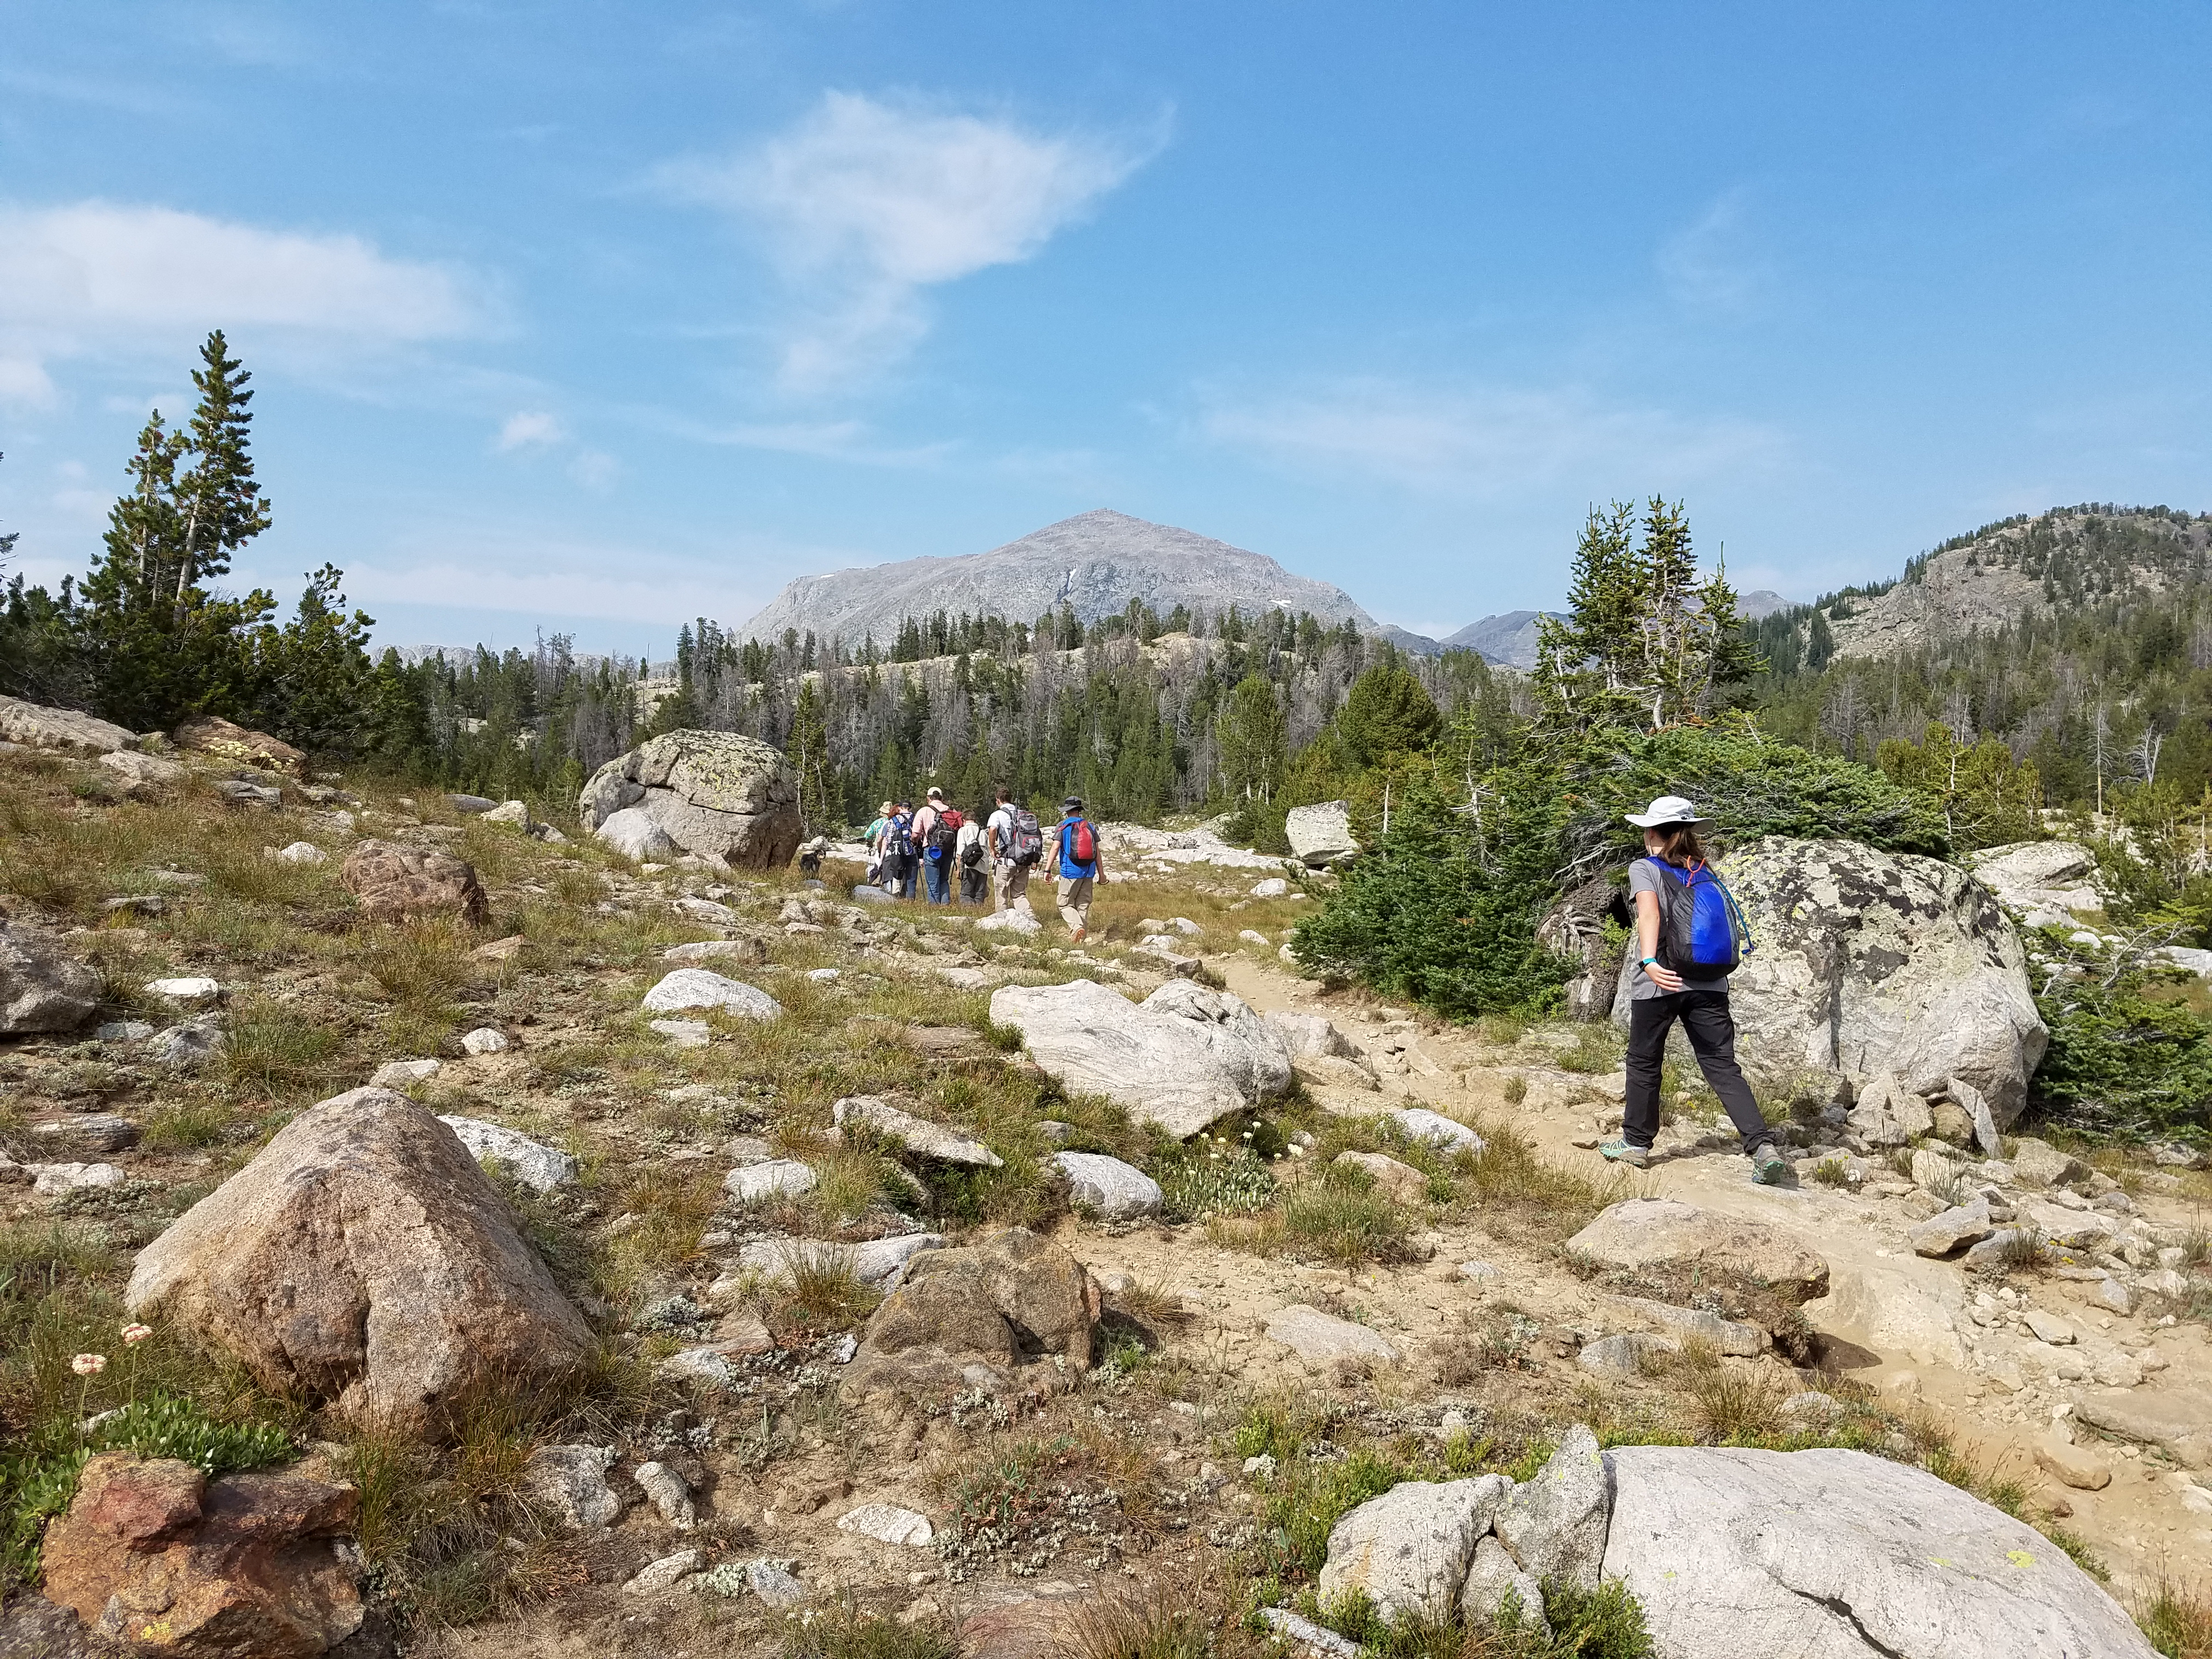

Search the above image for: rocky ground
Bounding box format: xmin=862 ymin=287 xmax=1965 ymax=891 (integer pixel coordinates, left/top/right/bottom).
xmin=1 ymin=734 xmax=2209 ymax=1658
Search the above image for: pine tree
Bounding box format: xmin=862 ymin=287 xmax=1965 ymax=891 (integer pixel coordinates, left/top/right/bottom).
xmin=1217 ymin=674 xmax=1287 ymax=804
xmin=1336 ymin=660 xmax=1442 ymax=767
xmin=789 ymin=677 xmax=835 ymax=832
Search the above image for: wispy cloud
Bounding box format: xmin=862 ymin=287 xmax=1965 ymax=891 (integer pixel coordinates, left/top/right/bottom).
xmin=655 ymin=92 xmax=1160 ymax=392
xmin=0 ymin=200 xmax=481 ymax=404
xmin=1200 ymin=378 xmax=1784 ymax=496
xmin=1657 ymin=189 xmax=1773 ymax=312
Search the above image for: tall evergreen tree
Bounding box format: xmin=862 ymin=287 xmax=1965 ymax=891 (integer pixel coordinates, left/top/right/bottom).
xmin=1216 ymin=673 xmax=1287 ymax=803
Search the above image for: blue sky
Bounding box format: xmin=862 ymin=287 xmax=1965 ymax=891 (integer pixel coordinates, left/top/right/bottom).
xmin=3 ymin=2 xmax=2208 ymax=657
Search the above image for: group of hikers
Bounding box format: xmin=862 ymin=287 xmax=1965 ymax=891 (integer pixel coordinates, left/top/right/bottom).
xmin=861 ymin=786 xmax=1104 ymax=941
xmin=845 ymin=787 xmax=1787 ymax=1186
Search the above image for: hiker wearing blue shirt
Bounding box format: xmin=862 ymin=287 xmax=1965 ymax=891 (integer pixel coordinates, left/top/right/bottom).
xmin=1053 ymin=795 xmax=1103 ymax=943
xmin=1599 ymin=796 xmax=1786 ymax=1186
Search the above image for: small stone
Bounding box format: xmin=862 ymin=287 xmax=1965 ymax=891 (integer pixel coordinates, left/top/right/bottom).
xmin=2033 ymin=1430 xmax=2112 ymax=1491
xmin=1909 ymin=1198 xmax=1994 ymax=1257
xmin=2096 ymin=1279 xmax=2136 ymax=1316
xmin=95 ymin=1020 xmax=156 ymax=1043
xmin=526 ymin=1444 xmax=623 ymax=1532
xmin=460 ymin=1026 xmax=511 ymax=1055
xmin=438 ymin=1116 xmax=577 ymax=1193
xmin=1242 ymin=1454 xmax=1277 ymax=1477
xmin=640 ymin=968 xmax=783 ymax=1021
xmin=2025 ymin=1310 xmax=2076 ymax=1345
xmin=270 ymin=841 xmax=327 ymax=865
xmin=633 ymin=1461 xmax=696 ymax=1530
xmin=1256 ymin=1608 xmax=1363 ymax=1657
xmin=1051 ymin=1151 xmax=1164 ymax=1219
xmin=673 ymin=897 xmax=738 ymax=926
xmin=656 ymin=1348 xmax=736 ymax=1389
xmin=746 ymin=1558 xmax=807 ymax=1607
xmin=1458 ymin=1260 xmax=1503 ymax=1282
xmin=1460 ymin=1533 xmax=1550 ymax=1639
xmin=1251 ymin=878 xmax=1290 ymax=898
xmin=833 ymin=1095 xmax=1001 ymax=1167
xmin=1577 ymin=1333 xmax=1678 ymax=1375
xmin=1265 ymin=1304 xmax=1401 ymax=1365
xmin=649 ymin=1019 xmax=712 ymax=1047
xmin=623 ymin=1548 xmax=703 ymax=1595
xmin=1240 ymin=929 xmax=1271 ymax=946
xmin=368 ymin=1058 xmax=441 ymax=1090
xmin=32 ymin=1162 xmax=127 ymax=1196
xmin=1389 ymin=1108 xmax=1484 ymax=1153
xmin=724 ymin=1160 xmax=818 ymax=1203
xmin=151 ymin=1021 xmax=224 ymax=1070
xmin=31 ymin=1114 xmax=140 ymax=1154
xmin=471 ymin=935 xmax=526 ymax=962
xmin=836 ymin=1503 xmax=933 ymax=1546
xmin=145 ymin=976 xmax=222 ymax=1005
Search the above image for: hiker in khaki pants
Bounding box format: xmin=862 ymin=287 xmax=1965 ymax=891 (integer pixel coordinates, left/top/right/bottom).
xmin=1052 ymin=795 xmax=1102 ymax=943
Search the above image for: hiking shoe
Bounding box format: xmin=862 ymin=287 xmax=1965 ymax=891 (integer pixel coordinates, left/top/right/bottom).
xmin=1598 ymin=1139 xmax=1650 ymax=1169
xmin=1751 ymin=1144 xmax=1791 ymax=1185
xmin=1070 ymin=927 xmax=1087 ymax=945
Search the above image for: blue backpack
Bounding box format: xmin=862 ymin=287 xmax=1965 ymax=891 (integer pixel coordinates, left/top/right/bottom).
xmin=1645 ymin=857 xmax=1749 ymax=974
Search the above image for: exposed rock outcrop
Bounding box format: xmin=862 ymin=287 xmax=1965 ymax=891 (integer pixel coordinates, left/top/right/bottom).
xmin=578 ymin=731 xmax=801 ymax=869
xmin=127 ymin=1087 xmax=592 ymax=1434
xmin=0 ymin=694 xmax=137 ymax=753
xmin=173 ymin=715 xmax=306 ymax=776
xmin=845 ymin=1227 xmax=1097 ymax=1395
xmin=1565 ymin=1198 xmax=1829 ymax=1303
xmin=41 ymin=1452 xmax=366 ymax=1657
xmin=1286 ymin=801 xmax=1358 ymax=868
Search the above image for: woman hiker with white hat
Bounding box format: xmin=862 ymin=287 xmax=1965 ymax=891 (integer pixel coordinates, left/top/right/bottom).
xmin=1600 ymin=795 xmax=1789 ymax=1185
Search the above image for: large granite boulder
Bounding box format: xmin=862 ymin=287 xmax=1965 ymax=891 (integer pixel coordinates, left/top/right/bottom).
xmin=1602 ymin=1445 xmax=2157 ymax=1657
xmin=0 ymin=694 xmax=137 ymax=753
xmin=340 ymin=840 xmax=490 ymax=927
xmin=127 ymin=1087 xmax=592 ymax=1435
xmin=990 ymin=978 xmax=1293 ymax=1137
xmin=578 ymin=731 xmax=802 ymax=869
xmin=1614 ymin=836 xmax=2046 ymax=1124
xmin=1286 ymin=800 xmax=1358 ymax=867
xmin=0 ymin=920 xmax=101 ymax=1034
xmin=41 ymin=1453 xmax=366 ymax=1657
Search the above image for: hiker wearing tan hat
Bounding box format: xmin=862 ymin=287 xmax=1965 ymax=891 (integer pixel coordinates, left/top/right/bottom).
xmin=1599 ymin=796 xmax=1786 ymax=1185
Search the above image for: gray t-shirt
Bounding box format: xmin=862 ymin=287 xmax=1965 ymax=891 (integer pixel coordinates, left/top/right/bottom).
xmin=1627 ymin=857 xmax=1730 ymax=1000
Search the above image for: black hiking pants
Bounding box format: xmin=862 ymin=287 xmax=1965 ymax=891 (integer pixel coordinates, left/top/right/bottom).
xmin=1623 ymin=990 xmax=1775 ymax=1155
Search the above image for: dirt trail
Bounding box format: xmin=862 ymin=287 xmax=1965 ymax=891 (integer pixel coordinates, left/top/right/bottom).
xmin=1214 ymin=952 xmax=2212 ymax=1595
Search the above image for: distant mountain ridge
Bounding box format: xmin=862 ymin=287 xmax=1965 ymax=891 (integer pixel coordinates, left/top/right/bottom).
xmin=736 ymin=510 xmax=1380 ymax=648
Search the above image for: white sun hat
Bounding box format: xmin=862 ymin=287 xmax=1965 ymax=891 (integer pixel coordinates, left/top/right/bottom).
xmin=1623 ymin=795 xmax=1716 ymax=830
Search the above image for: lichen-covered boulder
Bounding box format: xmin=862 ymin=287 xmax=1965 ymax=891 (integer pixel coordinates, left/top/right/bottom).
xmin=340 ymin=839 xmax=490 ymax=927
xmin=578 ymin=731 xmax=802 ymax=869
xmin=1614 ymin=836 xmax=2046 ymax=1124
xmin=1286 ymin=800 xmax=1358 ymax=867
xmin=0 ymin=694 xmax=137 ymax=753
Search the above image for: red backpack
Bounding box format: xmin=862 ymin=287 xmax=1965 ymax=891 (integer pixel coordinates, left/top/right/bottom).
xmin=1069 ymin=819 xmax=1096 ymax=865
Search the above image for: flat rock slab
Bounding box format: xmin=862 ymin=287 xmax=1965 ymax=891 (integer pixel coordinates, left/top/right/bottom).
xmin=623 ymin=1549 xmax=702 ymax=1595
xmin=1265 ymin=1304 xmax=1401 ymax=1365
xmin=2073 ymin=1390 xmax=2212 ymax=1466
xmin=1335 ymin=1150 xmax=1429 ymax=1204
xmin=1565 ymin=1197 xmax=1829 ymax=1302
xmin=1578 ymin=1333 xmax=1679 ymax=1375
xmin=836 ymin=1503 xmax=933 ymax=1546
xmin=833 ymin=1095 xmax=1001 ymax=1167
xmin=641 ymin=969 xmax=782 ymax=1020
xmin=1602 ymin=1444 xmax=2158 ymax=1657
xmin=1618 ymin=1296 xmax=1765 ymax=1356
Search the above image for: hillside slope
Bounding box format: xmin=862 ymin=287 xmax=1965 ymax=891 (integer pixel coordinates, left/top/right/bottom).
xmin=737 ymin=509 xmax=1380 ymax=648
xmin=1827 ymin=507 xmax=2212 ymax=660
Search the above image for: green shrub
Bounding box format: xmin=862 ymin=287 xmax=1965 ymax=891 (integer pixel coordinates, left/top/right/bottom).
xmin=1156 ymin=1146 xmax=1276 ymax=1220
xmin=2033 ymin=971 xmax=2212 ymax=1140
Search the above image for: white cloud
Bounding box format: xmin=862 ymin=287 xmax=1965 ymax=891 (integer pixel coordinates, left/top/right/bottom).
xmin=0 ymin=201 xmax=479 ymax=402
xmin=657 ymin=92 xmax=1156 ymax=391
xmin=1200 ymin=379 xmax=1784 ymax=497
xmin=495 ymin=410 xmax=566 ymax=452
xmin=1657 ymin=189 xmax=1773 ymax=312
